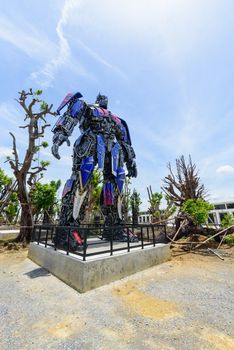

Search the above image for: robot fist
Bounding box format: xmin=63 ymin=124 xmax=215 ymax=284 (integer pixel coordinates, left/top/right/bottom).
xmin=127 ymin=160 xmax=137 ymax=178
xmin=51 ymin=132 xmax=70 ymax=160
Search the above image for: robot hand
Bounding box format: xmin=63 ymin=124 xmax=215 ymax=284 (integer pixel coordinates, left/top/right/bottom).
xmin=51 ymin=132 xmax=70 ymax=160
xmin=127 ymin=160 xmax=137 ymax=178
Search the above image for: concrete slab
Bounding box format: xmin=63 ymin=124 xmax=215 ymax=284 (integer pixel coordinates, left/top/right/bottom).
xmin=0 ymin=229 xmax=19 ymax=241
xmin=28 ymin=242 xmax=171 ymax=293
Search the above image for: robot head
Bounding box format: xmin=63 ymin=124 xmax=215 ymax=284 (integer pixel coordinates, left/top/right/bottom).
xmin=96 ymin=93 xmax=108 ymax=109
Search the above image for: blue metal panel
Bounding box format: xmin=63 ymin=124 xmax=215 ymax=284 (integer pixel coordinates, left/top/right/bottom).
xmin=93 ymin=108 xmax=102 ymax=118
xmin=120 ymin=125 xmax=128 ymax=142
xmin=111 ymin=142 xmax=120 ymax=176
xmin=57 ymin=92 xmax=83 ymax=114
xmin=62 ymin=178 xmax=74 ymax=197
xmin=79 ymin=156 xmax=95 ymax=189
xmin=70 ymin=100 xmax=84 ymax=118
xmin=97 ymin=135 xmax=106 ymax=170
xmin=119 ymin=118 xmax=132 ymax=145
xmin=116 ymin=167 xmax=125 ymax=193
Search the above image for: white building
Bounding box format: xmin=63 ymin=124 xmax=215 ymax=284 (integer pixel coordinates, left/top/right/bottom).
xmin=138 ymin=211 xmax=153 ymax=223
xmin=134 ymin=200 xmax=234 ymax=225
xmin=208 ymin=200 xmax=234 ymax=225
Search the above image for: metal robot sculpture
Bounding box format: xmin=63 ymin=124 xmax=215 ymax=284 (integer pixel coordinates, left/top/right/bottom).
xmin=51 ymin=92 xmax=137 ymax=249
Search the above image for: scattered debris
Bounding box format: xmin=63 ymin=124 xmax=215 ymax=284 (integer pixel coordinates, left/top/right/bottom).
xmin=207 ymin=248 xmax=224 ymax=260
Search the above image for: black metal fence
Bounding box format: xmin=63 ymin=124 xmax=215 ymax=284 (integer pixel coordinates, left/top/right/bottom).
xmin=31 ymin=223 xmax=167 ymax=261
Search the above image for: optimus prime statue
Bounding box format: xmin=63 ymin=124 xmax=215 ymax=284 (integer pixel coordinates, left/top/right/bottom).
xmin=51 ymin=92 xmax=137 ymax=248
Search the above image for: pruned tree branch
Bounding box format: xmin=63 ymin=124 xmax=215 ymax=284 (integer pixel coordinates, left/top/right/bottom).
xmin=32 ymin=124 xmax=51 ymax=139
xmin=9 ymin=132 xmax=19 ymax=171
xmin=162 ymin=155 xmax=207 ymax=207
xmin=27 ymin=165 xmax=47 ymax=186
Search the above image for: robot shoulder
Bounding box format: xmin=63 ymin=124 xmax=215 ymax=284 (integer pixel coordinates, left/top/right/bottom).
xmin=88 ymin=104 xmax=109 ymax=118
xmin=57 ymin=92 xmax=83 ymax=114
xmin=118 ymin=117 xmax=132 ymax=145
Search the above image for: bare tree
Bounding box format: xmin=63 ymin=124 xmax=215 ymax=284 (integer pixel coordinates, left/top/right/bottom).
xmin=162 ymin=155 xmax=206 ymax=207
xmin=5 ymin=89 xmax=56 ymax=242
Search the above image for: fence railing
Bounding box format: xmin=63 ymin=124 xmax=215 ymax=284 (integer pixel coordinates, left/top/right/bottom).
xmin=31 ymin=223 xmax=167 ymax=261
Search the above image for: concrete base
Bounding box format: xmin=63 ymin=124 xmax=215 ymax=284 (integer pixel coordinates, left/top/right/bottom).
xmin=28 ymin=243 xmax=171 ymax=293
xmin=0 ymin=229 xmax=19 ymax=241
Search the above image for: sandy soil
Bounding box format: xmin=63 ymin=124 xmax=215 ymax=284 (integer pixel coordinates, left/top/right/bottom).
xmin=0 ymin=245 xmax=233 ymax=349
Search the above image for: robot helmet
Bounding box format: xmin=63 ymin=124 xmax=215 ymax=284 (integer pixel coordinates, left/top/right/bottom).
xmin=96 ymin=93 xmax=108 ymax=109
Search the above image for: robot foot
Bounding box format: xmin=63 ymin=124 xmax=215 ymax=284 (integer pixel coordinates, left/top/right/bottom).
xmin=54 ymin=229 xmax=87 ymax=252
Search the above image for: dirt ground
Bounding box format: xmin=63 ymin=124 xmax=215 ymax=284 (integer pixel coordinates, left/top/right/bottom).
xmin=0 ymin=244 xmax=233 ymax=350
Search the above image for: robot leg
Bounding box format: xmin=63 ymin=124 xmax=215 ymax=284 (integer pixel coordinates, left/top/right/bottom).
xmin=56 ymin=133 xmax=96 ymax=250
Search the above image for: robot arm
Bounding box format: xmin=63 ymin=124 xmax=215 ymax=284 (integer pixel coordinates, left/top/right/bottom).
xmin=122 ymin=142 xmax=137 ymax=177
xmin=116 ymin=118 xmax=137 ymax=178
xmin=51 ymin=93 xmax=86 ymax=159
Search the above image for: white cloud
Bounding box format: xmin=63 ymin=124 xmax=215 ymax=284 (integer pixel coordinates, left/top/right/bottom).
xmin=0 ymin=15 xmax=55 ymax=59
xmin=0 ymin=102 xmax=21 ymax=126
xmin=75 ymin=39 xmax=127 ymax=80
xmin=0 ymin=147 xmax=12 ymax=157
xmin=30 ymin=0 xmax=82 ymax=87
xmin=216 ymin=165 xmax=234 ymax=174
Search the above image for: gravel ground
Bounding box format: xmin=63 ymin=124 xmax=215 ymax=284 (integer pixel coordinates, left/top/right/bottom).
xmin=0 ymin=247 xmax=234 ymax=350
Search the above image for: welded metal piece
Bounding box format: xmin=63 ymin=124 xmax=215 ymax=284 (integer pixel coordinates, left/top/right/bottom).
xmin=73 ymin=188 xmax=88 ymax=220
xmin=97 ymin=134 xmax=106 ymax=170
xmin=62 ymin=178 xmax=74 ymax=197
xmin=117 ymin=195 xmax=123 ymax=219
xmin=116 ymin=167 xmax=125 ymax=193
xmin=79 ymin=156 xmax=95 ymax=189
xmin=111 ymin=142 xmax=120 ymax=176
xmin=57 ymin=92 xmax=83 ymax=114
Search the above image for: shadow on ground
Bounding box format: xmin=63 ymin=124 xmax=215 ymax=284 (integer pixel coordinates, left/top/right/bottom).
xmin=24 ymin=267 xmax=51 ymax=278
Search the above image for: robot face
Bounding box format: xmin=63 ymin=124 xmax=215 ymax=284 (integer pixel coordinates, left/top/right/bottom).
xmin=96 ymin=93 xmax=108 ymax=109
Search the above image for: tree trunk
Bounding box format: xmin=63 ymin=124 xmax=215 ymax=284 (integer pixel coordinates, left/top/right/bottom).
xmin=43 ymin=207 xmax=54 ymax=224
xmin=16 ymin=179 xmax=33 ymax=243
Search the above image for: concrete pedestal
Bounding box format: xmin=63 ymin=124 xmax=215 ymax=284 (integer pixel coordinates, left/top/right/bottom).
xmin=28 ymin=243 xmax=171 ymax=293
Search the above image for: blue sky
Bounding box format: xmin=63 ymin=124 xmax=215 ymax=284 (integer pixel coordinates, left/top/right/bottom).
xmin=0 ymin=0 xmax=234 ymax=209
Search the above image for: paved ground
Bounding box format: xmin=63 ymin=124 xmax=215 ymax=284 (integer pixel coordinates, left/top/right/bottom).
xmin=0 ymin=246 xmax=234 ymax=350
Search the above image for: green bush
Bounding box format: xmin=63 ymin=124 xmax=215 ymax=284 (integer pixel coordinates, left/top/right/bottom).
xmin=221 ymin=213 xmax=234 ymax=228
xmin=223 ymin=235 xmax=234 ymax=245
xmin=182 ymin=198 xmax=214 ymax=225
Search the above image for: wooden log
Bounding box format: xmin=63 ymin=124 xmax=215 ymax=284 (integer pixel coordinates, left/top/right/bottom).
xmin=193 ymin=225 xmax=234 ymax=250
xmin=171 ymin=220 xmax=186 ymax=242
xmin=207 ymin=248 xmax=224 ymax=260
xmin=217 ymin=230 xmax=228 ymax=249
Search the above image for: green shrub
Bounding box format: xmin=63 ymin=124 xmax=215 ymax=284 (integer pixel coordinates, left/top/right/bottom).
xmin=223 ymin=235 xmax=234 ymax=245
xmin=221 ymin=213 xmax=234 ymax=228
xmin=182 ymin=198 xmax=214 ymax=225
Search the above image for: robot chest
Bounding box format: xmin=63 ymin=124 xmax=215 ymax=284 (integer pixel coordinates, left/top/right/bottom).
xmin=90 ymin=111 xmax=115 ymax=133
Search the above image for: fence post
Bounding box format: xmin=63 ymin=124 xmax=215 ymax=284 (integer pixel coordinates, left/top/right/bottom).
xmin=110 ymin=228 xmax=113 ymax=256
xmin=67 ymin=227 xmax=70 ymax=256
xmin=54 ymin=227 xmax=57 ymax=251
xmin=152 ymin=225 xmax=156 ymax=246
xmin=127 ymin=227 xmax=130 ymax=252
xmin=83 ymin=229 xmax=87 ymax=261
xmin=31 ymin=225 xmax=36 ymax=243
xmin=45 ymin=227 xmax=49 ymax=248
xmin=38 ymin=226 xmax=41 ymax=245
xmin=147 ymin=226 xmax=149 ymax=241
xmin=140 ymin=226 xmax=144 ymax=249
xmin=164 ymin=224 xmax=167 ymax=241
